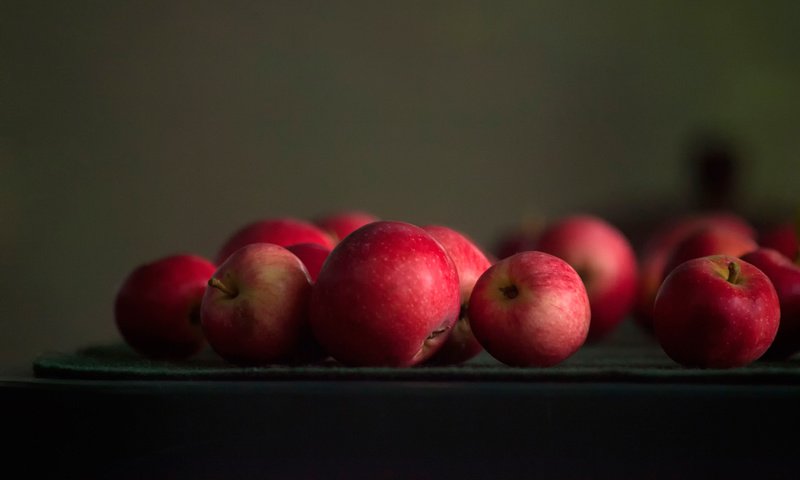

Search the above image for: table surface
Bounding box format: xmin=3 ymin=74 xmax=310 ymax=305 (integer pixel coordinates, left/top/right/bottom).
xmin=5 ymin=324 xmax=800 ymax=479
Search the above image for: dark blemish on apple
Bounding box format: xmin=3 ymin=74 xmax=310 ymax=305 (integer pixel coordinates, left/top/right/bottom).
xmin=500 ymin=284 xmax=519 ymax=299
xmin=426 ymin=325 xmax=449 ymax=340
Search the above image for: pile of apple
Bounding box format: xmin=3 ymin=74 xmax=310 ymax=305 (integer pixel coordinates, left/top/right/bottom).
xmin=114 ymin=209 xmax=800 ymax=369
xmin=631 ymin=212 xmax=798 ymax=367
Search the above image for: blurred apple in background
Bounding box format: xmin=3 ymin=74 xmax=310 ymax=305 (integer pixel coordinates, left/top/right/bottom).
xmin=201 ymin=243 xmax=320 ymax=365
xmin=422 ymin=224 xmax=491 ymax=365
xmin=314 ymin=210 xmax=379 ymax=244
xmin=661 ymin=226 xmax=758 ymax=279
xmin=215 ymin=217 xmax=335 ymax=264
xmin=741 ymin=248 xmax=800 ymax=359
xmin=653 ymin=255 xmax=779 ymax=368
xmin=535 ymin=215 xmax=638 ymax=341
xmin=114 ymin=254 xmax=216 ymax=359
xmin=633 ymin=212 xmax=755 ymax=330
xmin=759 ymin=221 xmax=798 ymax=261
xmin=468 ymin=251 xmax=590 ymax=367
xmin=286 ymin=243 xmax=331 ymax=283
xmin=309 ymin=221 xmax=460 ymax=367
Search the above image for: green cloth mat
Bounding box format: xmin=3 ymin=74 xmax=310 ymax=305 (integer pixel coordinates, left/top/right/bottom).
xmin=32 ymin=336 xmax=800 ymax=383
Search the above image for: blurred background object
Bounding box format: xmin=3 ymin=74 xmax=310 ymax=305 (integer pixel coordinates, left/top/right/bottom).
xmin=688 ymin=130 xmax=742 ymax=213
xmin=1 ymin=0 xmax=799 ymax=365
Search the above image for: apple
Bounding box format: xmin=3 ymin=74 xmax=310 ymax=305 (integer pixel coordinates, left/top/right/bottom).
xmin=535 ymin=215 xmax=638 ymax=341
xmin=741 ymin=248 xmax=800 ymax=359
xmin=201 ymin=243 xmax=319 ymax=365
xmin=759 ymin=222 xmax=798 ymax=261
xmin=314 ymin=210 xmax=379 ymax=243
xmin=309 ymin=221 xmax=461 ymax=367
xmin=653 ymin=255 xmax=779 ymax=368
xmin=114 ymin=254 xmax=216 ymax=359
xmin=661 ymin=226 xmax=758 ymax=280
xmin=634 ymin=212 xmax=755 ymax=330
xmin=468 ymin=251 xmax=590 ymax=366
xmin=286 ymin=243 xmax=331 ymax=283
xmin=422 ymin=225 xmax=492 ymax=364
xmin=215 ymin=217 xmax=335 ymax=265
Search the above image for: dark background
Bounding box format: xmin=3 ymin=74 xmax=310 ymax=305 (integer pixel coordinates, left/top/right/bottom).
xmin=1 ymin=1 xmax=799 ymax=365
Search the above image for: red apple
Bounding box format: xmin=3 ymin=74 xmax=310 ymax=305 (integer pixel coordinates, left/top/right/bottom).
xmin=535 ymin=215 xmax=638 ymax=341
xmin=314 ymin=210 xmax=379 ymax=243
xmin=634 ymin=212 xmax=755 ymax=330
xmin=468 ymin=251 xmax=590 ymax=367
xmin=309 ymin=221 xmax=461 ymax=367
xmin=759 ymin=222 xmax=798 ymax=261
xmin=662 ymin=226 xmax=758 ymax=279
xmin=741 ymin=248 xmax=800 ymax=359
xmin=201 ymin=243 xmax=318 ymax=365
xmin=286 ymin=243 xmax=331 ymax=283
xmin=653 ymin=255 xmax=779 ymax=368
xmin=114 ymin=254 xmax=216 ymax=359
xmin=422 ymin=225 xmax=492 ymax=364
xmin=215 ymin=217 xmax=334 ymax=264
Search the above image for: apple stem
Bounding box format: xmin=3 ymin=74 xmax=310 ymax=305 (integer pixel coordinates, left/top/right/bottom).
xmin=727 ymin=261 xmax=741 ymax=285
xmin=208 ymin=277 xmax=237 ymax=297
